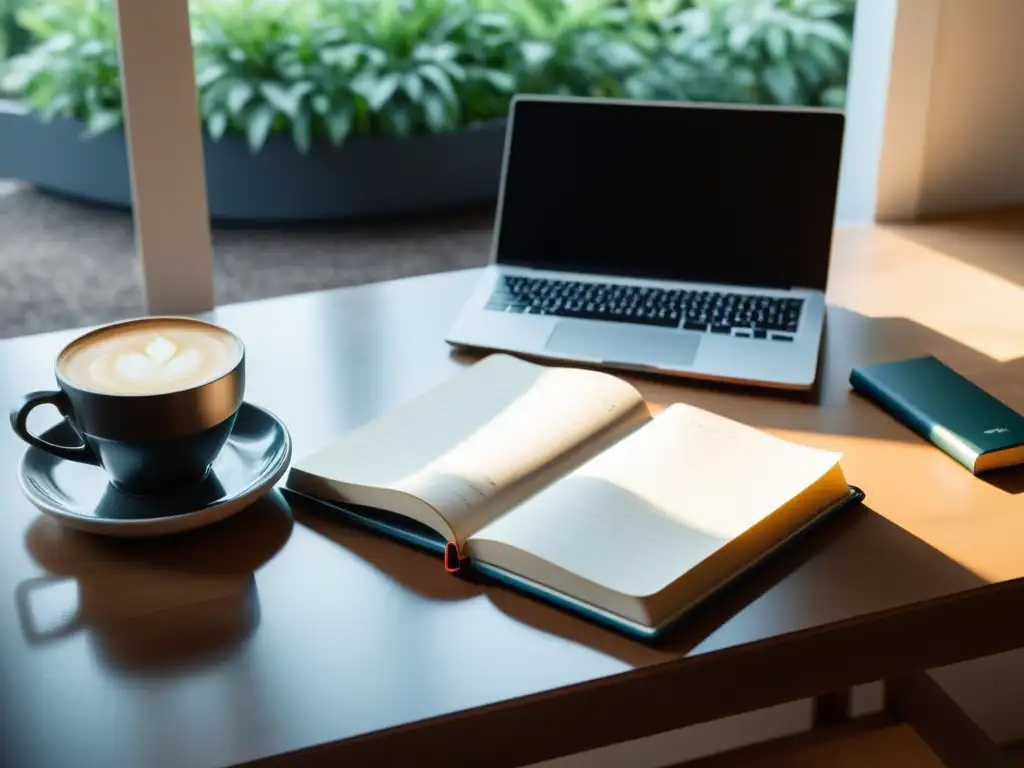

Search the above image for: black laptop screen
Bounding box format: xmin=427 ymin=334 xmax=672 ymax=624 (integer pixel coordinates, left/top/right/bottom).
xmin=494 ymin=98 xmax=845 ymax=291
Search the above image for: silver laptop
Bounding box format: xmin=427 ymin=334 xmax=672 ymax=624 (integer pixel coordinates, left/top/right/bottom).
xmin=447 ymin=96 xmax=845 ymax=389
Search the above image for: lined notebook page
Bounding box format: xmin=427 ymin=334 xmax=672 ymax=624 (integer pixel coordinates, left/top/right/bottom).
xmin=470 ymin=403 xmax=843 ymax=598
xmin=292 ymin=354 xmax=649 ymax=541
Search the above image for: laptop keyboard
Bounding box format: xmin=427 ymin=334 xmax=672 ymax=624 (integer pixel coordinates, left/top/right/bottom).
xmin=486 ymin=276 xmax=804 ymax=339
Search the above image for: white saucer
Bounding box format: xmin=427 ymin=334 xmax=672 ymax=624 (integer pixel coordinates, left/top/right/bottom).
xmin=18 ymin=402 xmax=292 ymax=537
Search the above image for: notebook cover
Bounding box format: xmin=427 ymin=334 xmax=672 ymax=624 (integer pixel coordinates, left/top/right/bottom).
xmin=281 ymin=485 xmax=865 ymax=640
xmin=850 ymin=356 xmax=1024 ymax=473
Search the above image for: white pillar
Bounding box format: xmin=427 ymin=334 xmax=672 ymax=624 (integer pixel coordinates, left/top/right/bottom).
xmin=115 ymin=0 xmax=215 ymax=315
xmin=875 ymin=0 xmax=1024 ymax=219
xmin=834 ymin=0 xmax=900 ymax=224
xmin=874 ymin=0 xmax=942 ymax=220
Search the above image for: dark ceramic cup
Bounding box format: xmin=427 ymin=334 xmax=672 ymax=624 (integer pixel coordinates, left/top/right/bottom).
xmin=9 ymin=317 xmax=245 ymax=496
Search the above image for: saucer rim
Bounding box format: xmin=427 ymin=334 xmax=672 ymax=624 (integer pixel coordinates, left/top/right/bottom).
xmin=18 ymin=401 xmax=292 ymax=532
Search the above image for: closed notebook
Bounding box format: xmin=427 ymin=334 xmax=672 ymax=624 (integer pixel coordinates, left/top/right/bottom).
xmin=850 ymin=355 xmax=1024 ymax=474
xmin=287 ymin=354 xmax=861 ymax=638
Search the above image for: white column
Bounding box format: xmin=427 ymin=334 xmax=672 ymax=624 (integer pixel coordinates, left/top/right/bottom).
xmin=875 ymin=0 xmax=1024 ymax=219
xmin=833 ymin=0 xmax=900 ymax=225
xmin=114 ymin=0 xmax=215 ymax=315
xmin=874 ymin=0 xmax=942 ymax=220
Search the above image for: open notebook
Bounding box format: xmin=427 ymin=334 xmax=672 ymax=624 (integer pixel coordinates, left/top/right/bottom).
xmin=286 ymin=354 xmax=862 ymax=638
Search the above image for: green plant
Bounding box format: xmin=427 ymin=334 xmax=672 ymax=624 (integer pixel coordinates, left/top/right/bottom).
xmin=657 ymin=0 xmax=854 ymax=106
xmin=1 ymin=0 xmax=856 ymax=153
xmin=1 ymin=0 xmax=31 ymax=62
xmin=190 ymin=0 xmax=334 ymax=153
xmin=0 ymin=0 xmax=121 ymax=133
xmin=192 ymin=0 xmax=520 ymax=151
xmin=489 ymin=0 xmax=649 ymax=98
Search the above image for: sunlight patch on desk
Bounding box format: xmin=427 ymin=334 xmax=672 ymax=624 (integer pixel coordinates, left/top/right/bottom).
xmin=828 ymin=226 xmax=1024 ymax=361
xmin=768 ymin=428 xmax=1023 ymax=585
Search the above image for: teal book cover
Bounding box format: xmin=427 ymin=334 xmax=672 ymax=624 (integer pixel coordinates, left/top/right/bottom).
xmin=850 ymin=356 xmax=1024 ymax=474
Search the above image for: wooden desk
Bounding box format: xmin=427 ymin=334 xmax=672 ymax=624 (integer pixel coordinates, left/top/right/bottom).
xmin=2 ymin=221 xmax=1023 ymax=767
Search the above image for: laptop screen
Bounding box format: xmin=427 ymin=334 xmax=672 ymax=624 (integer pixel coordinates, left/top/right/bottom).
xmin=493 ymin=98 xmax=845 ymax=291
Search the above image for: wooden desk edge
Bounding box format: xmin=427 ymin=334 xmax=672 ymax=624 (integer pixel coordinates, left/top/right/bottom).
xmin=249 ymin=577 xmax=1024 ymax=767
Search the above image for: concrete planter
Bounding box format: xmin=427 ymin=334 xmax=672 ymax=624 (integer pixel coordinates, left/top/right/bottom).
xmin=0 ymin=100 xmax=506 ymax=221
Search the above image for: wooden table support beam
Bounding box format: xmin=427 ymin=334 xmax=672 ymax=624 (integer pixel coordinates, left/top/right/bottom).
xmin=885 ymin=672 xmax=1003 ymax=768
xmin=813 ymin=689 xmax=852 ymax=728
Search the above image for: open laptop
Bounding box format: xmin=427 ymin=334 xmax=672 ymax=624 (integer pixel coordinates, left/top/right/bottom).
xmin=446 ymin=95 xmax=846 ymax=389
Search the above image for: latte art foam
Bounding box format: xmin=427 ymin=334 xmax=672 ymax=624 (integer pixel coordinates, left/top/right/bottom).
xmin=59 ymin=321 xmax=241 ymax=395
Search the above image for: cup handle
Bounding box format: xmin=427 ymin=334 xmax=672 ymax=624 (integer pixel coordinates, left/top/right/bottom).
xmin=9 ymin=390 xmax=97 ymax=464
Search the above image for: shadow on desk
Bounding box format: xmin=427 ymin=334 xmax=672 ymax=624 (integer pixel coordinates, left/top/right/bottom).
xmin=293 ymin=496 xmax=986 ymax=670
xmin=450 ymin=307 xmax=1024 ymax=500
xmin=452 ymin=306 xmax=1023 ymax=447
xmin=983 ymin=467 xmax=1024 ymax=495
xmin=16 ymin=492 xmax=293 ymax=676
xmin=487 ymin=501 xmax=986 ymax=659
xmin=883 ymin=207 xmax=1024 ymax=289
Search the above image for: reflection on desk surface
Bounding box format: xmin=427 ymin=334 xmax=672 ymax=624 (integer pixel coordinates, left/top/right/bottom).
xmin=16 ymin=493 xmax=293 ymax=675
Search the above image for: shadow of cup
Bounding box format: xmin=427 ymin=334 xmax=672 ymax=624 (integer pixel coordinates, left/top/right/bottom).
xmin=16 ymin=491 xmax=293 ymax=674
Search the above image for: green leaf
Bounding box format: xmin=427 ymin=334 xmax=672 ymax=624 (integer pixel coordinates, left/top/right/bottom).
xmin=39 ymin=91 xmax=74 ymax=120
xmin=807 ymin=38 xmax=842 ymax=74
xmin=520 ymin=40 xmax=554 ymax=69
xmin=376 ymin=0 xmax=400 ymax=39
xmin=196 ymin=64 xmax=227 ymax=89
xmin=0 ymin=64 xmax=30 ymax=95
xmin=291 ymin=110 xmax=311 ymax=153
xmin=807 ymin=0 xmax=846 ymax=18
xmin=762 ymin=65 xmax=799 ymax=104
xmin=208 ymin=110 xmax=228 ymax=141
xmin=727 ymin=22 xmax=755 ymax=52
xmin=503 ymin=0 xmax=550 ymax=38
xmin=278 ymin=58 xmax=305 ymax=80
xmin=422 ymin=93 xmax=449 ymax=132
xmin=476 ymin=12 xmax=511 ymax=30
xmin=45 ymin=32 xmax=75 ymax=54
xmin=482 ymin=69 xmax=516 ymax=92
xmin=387 ymin=105 xmax=413 ymax=137
xmin=806 ymin=19 xmax=851 ymax=50
xmin=246 ymin=103 xmax=275 ymax=153
xmin=320 ymin=42 xmax=377 ymax=69
xmin=226 ymin=81 xmax=254 ymax=115
xmin=765 ymin=25 xmax=787 ymax=61
xmin=820 ymin=84 xmax=846 ymax=108
xmin=795 ymin=56 xmax=823 ymax=86
xmin=259 ymin=81 xmax=313 ymax=118
xmin=418 ymin=63 xmax=456 ymax=106
xmin=437 ymin=60 xmax=467 ymax=82
xmin=353 ymin=72 xmax=400 ymax=111
xmin=83 ymin=109 xmax=121 ymax=137
xmin=413 ymin=42 xmax=459 ymax=62
xmin=402 ymin=72 xmax=424 ymax=103
xmin=326 ymin=105 xmax=353 ymax=145
xmin=312 ymin=94 xmax=330 ymax=116
xmin=79 ymin=39 xmax=104 ymax=57
xmin=600 ymin=41 xmax=645 ymax=70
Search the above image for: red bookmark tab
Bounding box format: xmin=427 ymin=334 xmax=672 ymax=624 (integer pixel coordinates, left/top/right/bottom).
xmin=444 ymin=541 xmax=462 ymax=573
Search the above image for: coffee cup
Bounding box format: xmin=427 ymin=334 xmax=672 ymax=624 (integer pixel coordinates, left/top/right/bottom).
xmin=10 ymin=317 xmax=245 ymax=495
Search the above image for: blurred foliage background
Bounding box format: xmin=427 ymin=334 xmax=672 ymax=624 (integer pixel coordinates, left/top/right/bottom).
xmin=0 ymin=0 xmax=856 ymax=152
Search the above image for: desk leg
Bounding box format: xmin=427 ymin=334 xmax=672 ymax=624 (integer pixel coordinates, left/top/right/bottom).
xmin=885 ymin=673 xmax=1001 ymax=768
xmin=813 ymin=689 xmax=852 ymax=728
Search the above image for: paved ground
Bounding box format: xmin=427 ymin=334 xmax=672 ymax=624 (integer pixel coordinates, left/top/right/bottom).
xmin=0 ymin=181 xmax=492 ymax=338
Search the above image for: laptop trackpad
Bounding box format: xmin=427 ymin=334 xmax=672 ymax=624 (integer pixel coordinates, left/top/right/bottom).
xmin=544 ymin=321 xmax=700 ymax=368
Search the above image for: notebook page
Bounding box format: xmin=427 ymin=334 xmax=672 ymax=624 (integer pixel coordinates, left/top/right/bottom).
xmin=470 ymin=403 xmax=842 ymax=597
xmin=293 ymin=354 xmax=649 ymax=542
